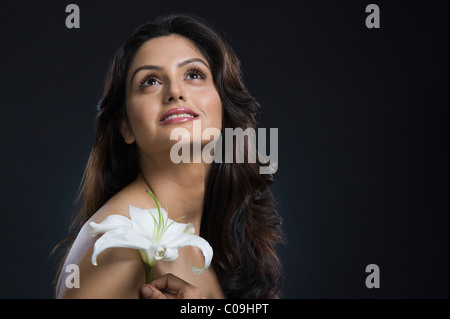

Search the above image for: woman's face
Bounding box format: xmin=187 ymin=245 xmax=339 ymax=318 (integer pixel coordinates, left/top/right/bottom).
xmin=122 ymin=34 xmax=222 ymax=160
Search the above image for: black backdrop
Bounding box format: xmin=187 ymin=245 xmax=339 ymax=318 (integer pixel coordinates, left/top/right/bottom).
xmin=0 ymin=0 xmax=448 ymax=298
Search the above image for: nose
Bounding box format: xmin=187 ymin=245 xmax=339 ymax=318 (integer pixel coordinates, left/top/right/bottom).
xmin=164 ymin=79 xmax=186 ymax=104
xmin=168 ymin=95 xmax=184 ymax=102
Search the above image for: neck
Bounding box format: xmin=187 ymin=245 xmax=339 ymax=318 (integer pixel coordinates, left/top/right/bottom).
xmin=138 ymin=154 xmax=211 ymax=234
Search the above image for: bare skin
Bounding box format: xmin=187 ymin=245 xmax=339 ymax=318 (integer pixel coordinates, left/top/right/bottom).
xmin=56 ymin=34 xmax=224 ymax=299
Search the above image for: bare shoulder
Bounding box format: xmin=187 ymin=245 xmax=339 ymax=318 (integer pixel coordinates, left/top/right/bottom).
xmin=55 ymin=180 xmax=153 ymax=299
xmin=92 ymin=179 xmax=157 ymax=222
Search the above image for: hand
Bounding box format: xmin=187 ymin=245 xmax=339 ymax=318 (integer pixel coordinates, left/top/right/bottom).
xmin=140 ymin=273 xmax=203 ymax=299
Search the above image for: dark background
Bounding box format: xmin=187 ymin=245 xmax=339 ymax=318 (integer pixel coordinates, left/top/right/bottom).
xmin=0 ymin=0 xmax=447 ymax=298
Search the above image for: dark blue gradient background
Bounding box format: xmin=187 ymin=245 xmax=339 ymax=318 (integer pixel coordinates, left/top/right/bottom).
xmin=0 ymin=0 xmax=448 ymax=298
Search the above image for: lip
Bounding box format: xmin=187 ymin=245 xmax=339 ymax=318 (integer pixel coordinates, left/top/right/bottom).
xmin=159 ymin=107 xmax=199 ymax=125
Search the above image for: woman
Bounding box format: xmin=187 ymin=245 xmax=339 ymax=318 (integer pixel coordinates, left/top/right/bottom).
xmin=54 ymin=13 xmax=284 ymax=299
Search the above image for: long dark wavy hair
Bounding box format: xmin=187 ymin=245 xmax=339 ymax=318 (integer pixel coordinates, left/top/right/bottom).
xmin=54 ymin=13 xmax=284 ymax=299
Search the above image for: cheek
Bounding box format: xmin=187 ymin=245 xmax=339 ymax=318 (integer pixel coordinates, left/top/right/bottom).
xmin=125 ymin=98 xmax=160 ymax=144
xmin=127 ymin=96 xmax=157 ymax=126
xmin=199 ymin=89 xmax=222 ymax=130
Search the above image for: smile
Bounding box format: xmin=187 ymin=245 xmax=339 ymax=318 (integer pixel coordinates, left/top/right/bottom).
xmin=159 ymin=107 xmax=199 ymax=125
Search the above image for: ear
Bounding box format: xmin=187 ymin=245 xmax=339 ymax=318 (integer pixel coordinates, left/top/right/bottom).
xmin=119 ymin=119 xmax=136 ymax=144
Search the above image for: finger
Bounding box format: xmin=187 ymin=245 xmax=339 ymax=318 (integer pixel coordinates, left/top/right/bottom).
xmin=140 ymin=284 xmax=151 ymax=299
xmin=150 ymin=288 xmax=169 ymax=299
xmin=150 ymin=273 xmax=192 ymax=293
xmin=163 ymin=292 xmax=177 ymax=299
xmin=179 ymin=285 xmax=203 ymax=299
xmin=140 ymin=284 xmax=167 ymax=299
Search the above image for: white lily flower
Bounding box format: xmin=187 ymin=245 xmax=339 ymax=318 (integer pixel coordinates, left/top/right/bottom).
xmin=89 ymin=191 xmax=213 ymax=276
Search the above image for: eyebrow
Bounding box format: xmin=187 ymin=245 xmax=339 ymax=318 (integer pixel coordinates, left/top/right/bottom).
xmin=129 ymin=58 xmax=209 ymax=84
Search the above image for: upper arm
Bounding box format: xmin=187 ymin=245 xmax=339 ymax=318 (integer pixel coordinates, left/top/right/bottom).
xmin=56 ymin=216 xmax=146 ymax=299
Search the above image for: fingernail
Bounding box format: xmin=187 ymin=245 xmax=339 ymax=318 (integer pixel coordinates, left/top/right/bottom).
xmin=142 ymin=285 xmax=154 ymax=298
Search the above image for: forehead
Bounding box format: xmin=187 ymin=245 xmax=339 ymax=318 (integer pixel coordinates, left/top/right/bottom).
xmin=129 ymin=34 xmax=206 ymax=71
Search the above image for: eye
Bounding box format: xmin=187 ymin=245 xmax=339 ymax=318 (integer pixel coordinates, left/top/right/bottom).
xmin=185 ymin=67 xmax=207 ymax=80
xmin=139 ymin=75 xmax=160 ymax=88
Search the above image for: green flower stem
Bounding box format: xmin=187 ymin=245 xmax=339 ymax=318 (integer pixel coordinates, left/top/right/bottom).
xmin=146 ymin=264 xmax=151 ymax=284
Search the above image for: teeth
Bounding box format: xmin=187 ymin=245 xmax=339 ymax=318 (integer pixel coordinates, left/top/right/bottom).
xmin=163 ymin=113 xmax=195 ymax=121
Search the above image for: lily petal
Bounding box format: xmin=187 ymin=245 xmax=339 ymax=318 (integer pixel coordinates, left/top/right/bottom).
xmin=91 ymin=226 xmax=154 ymax=266
xmin=161 ymin=246 xmax=179 ymax=261
xmin=161 ymin=222 xmax=195 ymax=244
xmin=184 ymin=223 xmax=195 ymax=235
xmin=166 ymin=234 xmax=213 ymax=274
xmin=171 ymin=221 xmax=194 ymax=235
xmin=129 ymin=205 xmax=161 ymax=237
xmin=140 ymin=247 xmax=158 ymax=267
xmin=89 ymin=215 xmax=132 ymax=237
